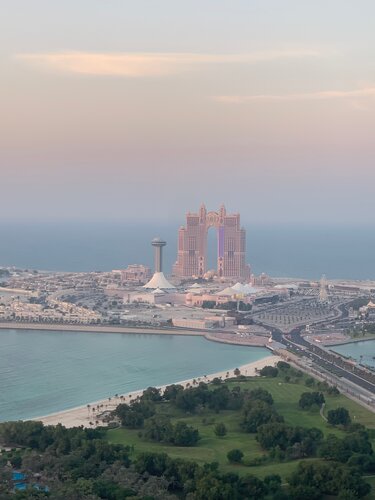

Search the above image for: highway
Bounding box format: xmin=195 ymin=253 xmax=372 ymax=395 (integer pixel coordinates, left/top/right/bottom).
xmin=284 ymin=327 xmax=375 ymax=395
xmin=261 ymin=315 xmax=375 ymax=397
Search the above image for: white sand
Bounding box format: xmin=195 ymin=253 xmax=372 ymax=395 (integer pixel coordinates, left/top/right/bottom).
xmin=33 ymin=355 xmax=281 ymax=428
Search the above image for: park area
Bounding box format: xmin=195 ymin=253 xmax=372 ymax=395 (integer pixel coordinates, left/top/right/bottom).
xmin=107 ymin=369 xmax=375 ymax=484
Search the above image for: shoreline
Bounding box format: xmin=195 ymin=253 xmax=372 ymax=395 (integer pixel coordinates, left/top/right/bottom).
xmin=0 ymin=321 xmax=273 ymax=348
xmin=0 ymin=321 xmax=204 ymax=337
xmin=326 ymin=336 xmax=375 ymax=347
xmin=31 ymin=355 xmax=280 ymax=428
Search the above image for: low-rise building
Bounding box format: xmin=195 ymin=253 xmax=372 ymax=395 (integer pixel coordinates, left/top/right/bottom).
xmin=113 ymin=265 xmax=152 ymax=285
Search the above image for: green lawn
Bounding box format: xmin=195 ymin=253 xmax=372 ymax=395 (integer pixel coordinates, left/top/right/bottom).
xmin=364 ymin=476 xmax=375 ymax=499
xmin=107 ymin=375 xmax=375 ymax=480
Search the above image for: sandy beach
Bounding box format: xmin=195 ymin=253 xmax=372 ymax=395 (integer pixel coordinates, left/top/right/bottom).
xmin=33 ymin=354 xmax=281 ymax=428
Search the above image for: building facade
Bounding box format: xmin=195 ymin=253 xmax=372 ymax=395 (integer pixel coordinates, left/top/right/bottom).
xmin=173 ymin=204 xmax=250 ymax=280
xmin=117 ymin=265 xmax=152 ymax=284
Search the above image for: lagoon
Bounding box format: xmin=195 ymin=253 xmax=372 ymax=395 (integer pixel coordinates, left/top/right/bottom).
xmin=330 ymin=340 xmax=375 ymax=369
xmin=0 ymin=328 xmax=269 ymax=422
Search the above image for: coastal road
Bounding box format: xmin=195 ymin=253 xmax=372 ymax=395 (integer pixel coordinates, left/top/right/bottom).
xmin=256 ymin=315 xmax=375 ymax=396
xmin=286 ymin=327 xmax=375 ymax=395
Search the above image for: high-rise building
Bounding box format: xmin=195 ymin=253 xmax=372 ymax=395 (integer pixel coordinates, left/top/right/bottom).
xmin=173 ymin=204 xmax=250 ymax=280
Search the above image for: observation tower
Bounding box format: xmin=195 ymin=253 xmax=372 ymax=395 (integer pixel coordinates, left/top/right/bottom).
xmin=144 ymin=237 xmax=175 ymax=290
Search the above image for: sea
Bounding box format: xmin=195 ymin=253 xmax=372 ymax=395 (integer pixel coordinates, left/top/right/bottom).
xmin=0 ymin=222 xmax=374 ymax=280
xmin=0 ymin=329 xmax=269 ymax=421
xmin=331 ymin=340 xmax=375 ymax=369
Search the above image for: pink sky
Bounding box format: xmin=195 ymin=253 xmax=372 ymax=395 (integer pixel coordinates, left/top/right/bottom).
xmin=1 ymin=1 xmax=375 ymax=224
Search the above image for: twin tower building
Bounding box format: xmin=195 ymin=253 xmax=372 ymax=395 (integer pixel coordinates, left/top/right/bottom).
xmin=172 ymin=204 xmax=251 ymax=281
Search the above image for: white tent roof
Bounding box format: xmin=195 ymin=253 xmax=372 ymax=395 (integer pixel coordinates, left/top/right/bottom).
xmin=143 ymin=272 xmax=176 ymax=290
xmin=218 ymin=283 xmax=259 ymax=297
xmin=243 ymin=284 xmax=259 ymax=295
xmin=217 ymin=287 xmax=236 ymax=296
xmin=232 ymin=282 xmax=245 ymax=293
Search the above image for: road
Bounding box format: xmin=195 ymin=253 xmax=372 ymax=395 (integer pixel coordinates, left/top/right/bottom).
xmin=256 ymin=302 xmax=375 ymax=397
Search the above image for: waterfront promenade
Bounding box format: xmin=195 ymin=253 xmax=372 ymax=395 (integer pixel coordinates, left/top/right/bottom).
xmin=0 ymin=321 xmax=272 ymax=347
xmin=0 ymin=321 xmax=203 ymax=336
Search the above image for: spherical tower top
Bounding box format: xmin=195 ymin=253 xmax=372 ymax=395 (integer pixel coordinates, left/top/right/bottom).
xmin=152 ymin=237 xmax=166 ymax=247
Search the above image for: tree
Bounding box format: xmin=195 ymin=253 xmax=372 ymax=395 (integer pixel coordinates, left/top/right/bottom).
xmin=214 ymin=423 xmax=227 ymax=437
xmin=246 ymin=388 xmax=274 ymax=406
xmin=239 ymin=475 xmax=267 ymax=498
xmin=144 ymin=415 xmax=173 ymax=443
xmin=208 ymin=385 xmax=230 ymax=412
xmin=288 ymin=461 xmax=371 ymax=499
xmin=173 ymin=422 xmax=199 ymax=446
xmin=305 ymin=377 xmax=315 ymax=387
xmin=277 ymin=361 xmax=290 ymax=371
xmin=241 ymin=400 xmax=282 ymax=433
xmin=142 ymin=386 xmax=162 ymax=402
xmin=234 ymin=367 xmax=241 ymax=376
xmin=327 ymin=407 xmax=351 ymax=427
xmin=227 ymin=449 xmax=244 ymax=464
xmin=175 ymin=386 xmax=209 ymax=412
xmin=259 ymin=366 xmax=278 ymax=377
xmin=327 ymin=386 xmax=340 ymax=396
xmin=298 ymin=392 xmax=325 ymax=410
xmin=116 ymin=407 xmax=144 ymax=428
xmin=163 ymin=384 xmax=183 ymax=401
xmin=263 ymin=474 xmax=282 ymax=494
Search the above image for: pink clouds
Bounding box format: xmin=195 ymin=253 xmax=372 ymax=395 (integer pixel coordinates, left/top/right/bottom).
xmin=16 ymin=49 xmax=321 ymax=77
xmin=212 ymin=87 xmax=375 ymax=103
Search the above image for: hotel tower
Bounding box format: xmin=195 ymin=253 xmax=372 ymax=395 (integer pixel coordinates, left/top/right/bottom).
xmin=173 ymin=204 xmax=250 ymax=281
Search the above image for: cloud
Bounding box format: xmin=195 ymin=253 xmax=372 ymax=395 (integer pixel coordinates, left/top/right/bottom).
xmin=213 ymin=87 xmax=375 ymax=103
xmin=15 ymin=49 xmax=321 ymax=77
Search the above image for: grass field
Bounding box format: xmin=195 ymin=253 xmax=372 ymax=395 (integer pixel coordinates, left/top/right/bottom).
xmin=107 ymin=375 xmax=375 ymax=481
xmin=365 ymin=477 xmax=375 ymax=500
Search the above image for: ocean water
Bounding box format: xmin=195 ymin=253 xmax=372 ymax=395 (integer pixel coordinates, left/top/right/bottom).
xmin=0 ymin=329 xmax=269 ymax=421
xmin=0 ymin=222 xmax=374 ymax=280
xmin=331 ymin=340 xmax=375 ymax=369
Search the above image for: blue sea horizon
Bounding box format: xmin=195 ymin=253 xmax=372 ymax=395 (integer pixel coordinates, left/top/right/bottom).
xmin=0 ymin=222 xmax=374 ymax=280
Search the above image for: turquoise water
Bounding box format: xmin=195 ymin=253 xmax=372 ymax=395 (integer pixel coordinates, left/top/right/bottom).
xmin=331 ymin=340 xmax=375 ymax=368
xmin=0 ymin=329 xmax=269 ymax=421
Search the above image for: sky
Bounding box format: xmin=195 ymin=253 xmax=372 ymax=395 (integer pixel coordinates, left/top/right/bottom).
xmin=1 ymin=1 xmax=375 ymax=225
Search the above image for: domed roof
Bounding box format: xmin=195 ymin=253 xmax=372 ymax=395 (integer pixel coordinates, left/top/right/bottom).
xmin=152 ymin=237 xmax=166 ymax=245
